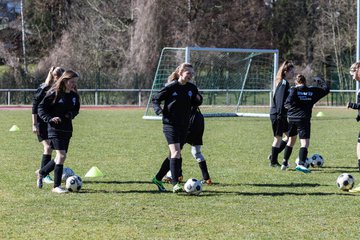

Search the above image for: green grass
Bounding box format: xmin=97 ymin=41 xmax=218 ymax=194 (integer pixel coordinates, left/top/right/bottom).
xmin=1 ymin=108 xmax=360 ymax=239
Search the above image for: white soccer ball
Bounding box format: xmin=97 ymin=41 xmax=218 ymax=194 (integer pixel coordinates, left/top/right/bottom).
xmin=184 ymin=178 xmax=202 ymax=195
xmin=336 ymin=173 xmax=355 ymax=191
xmin=62 ymin=167 xmax=75 ymax=182
xmin=295 ymin=157 xmax=312 ymax=168
xmin=66 ymin=175 xmax=83 ymax=192
xmin=310 ymin=154 xmax=324 ymax=168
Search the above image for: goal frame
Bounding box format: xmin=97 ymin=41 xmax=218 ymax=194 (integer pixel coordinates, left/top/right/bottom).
xmin=143 ymin=47 xmax=279 ymax=120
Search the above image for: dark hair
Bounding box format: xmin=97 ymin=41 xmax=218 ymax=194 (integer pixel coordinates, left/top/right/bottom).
xmin=295 ymin=74 xmax=306 ymax=85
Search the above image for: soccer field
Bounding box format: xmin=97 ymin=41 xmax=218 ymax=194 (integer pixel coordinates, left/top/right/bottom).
xmin=1 ymin=108 xmax=360 ymax=239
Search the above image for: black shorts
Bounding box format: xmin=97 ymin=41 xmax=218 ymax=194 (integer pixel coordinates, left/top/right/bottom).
xmin=186 ymin=111 xmax=204 ymax=146
xmin=270 ymin=115 xmax=289 ymax=137
xmin=50 ymin=137 xmax=71 ymax=152
xmin=36 ymin=122 xmax=49 ymax=142
xmin=163 ymin=124 xmax=188 ymax=148
xmin=288 ymin=119 xmax=311 ymax=139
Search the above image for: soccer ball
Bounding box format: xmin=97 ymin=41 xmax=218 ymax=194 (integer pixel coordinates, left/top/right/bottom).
xmin=66 ymin=175 xmax=83 ymax=192
xmin=310 ymin=154 xmax=324 ymax=168
xmin=184 ymin=178 xmax=202 ymax=195
xmin=62 ymin=167 xmax=75 ymax=182
xmin=295 ymin=157 xmax=312 ymax=168
xmin=336 ymin=173 xmax=355 ymax=191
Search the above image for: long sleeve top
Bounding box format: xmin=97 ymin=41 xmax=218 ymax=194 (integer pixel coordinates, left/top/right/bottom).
xmin=270 ymin=79 xmax=290 ymax=118
xmin=32 ymin=83 xmax=50 ymax=124
xmin=152 ymin=80 xmax=202 ymax=128
xmin=38 ymin=90 xmax=80 ymax=139
xmin=285 ymin=84 xmax=330 ymax=120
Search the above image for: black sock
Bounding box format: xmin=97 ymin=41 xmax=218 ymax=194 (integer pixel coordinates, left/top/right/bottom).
xmin=41 ymin=154 xmax=51 ymax=169
xmin=155 ymin=157 xmax=170 ymax=180
xmin=279 ymin=140 xmax=287 ymax=152
xmin=40 ymin=160 xmax=55 ymax=176
xmin=170 ymin=158 xmax=180 ymax=186
xmin=199 ymin=160 xmax=210 ymax=180
xmin=283 ymin=146 xmax=293 ymax=165
xmin=299 ymin=147 xmax=308 ymax=164
xmin=54 ymin=164 xmax=63 ymax=188
xmin=271 ymin=147 xmax=280 ymax=164
xmin=178 ymin=157 xmax=183 ymax=177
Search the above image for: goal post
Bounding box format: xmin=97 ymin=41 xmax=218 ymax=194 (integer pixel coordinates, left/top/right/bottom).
xmin=143 ymin=47 xmax=279 ymax=120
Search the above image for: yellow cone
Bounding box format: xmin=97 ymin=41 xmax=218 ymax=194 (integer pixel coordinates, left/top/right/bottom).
xmin=316 ymin=112 xmax=324 ymax=117
xmin=9 ymin=125 xmax=20 ymax=131
xmin=85 ymin=166 xmax=104 ymax=177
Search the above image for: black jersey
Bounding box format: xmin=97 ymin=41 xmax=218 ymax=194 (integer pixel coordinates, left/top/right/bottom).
xmin=270 ymin=79 xmax=290 ymax=118
xmin=285 ymin=85 xmax=330 ymax=120
xmin=186 ymin=107 xmax=204 ymax=146
xmin=152 ymin=81 xmax=202 ymax=127
xmin=38 ymin=90 xmax=80 ymax=139
xmin=32 ymin=83 xmax=50 ymax=124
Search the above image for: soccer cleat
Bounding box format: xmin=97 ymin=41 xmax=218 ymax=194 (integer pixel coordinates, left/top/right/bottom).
xmin=269 ymin=162 xmax=281 ymax=167
xmin=52 ymin=187 xmax=68 ymax=194
xmin=295 ymin=165 xmax=311 ymax=173
xmin=281 ymin=161 xmax=290 ymax=171
xmin=152 ymin=176 xmax=166 ymax=192
xmin=162 ymin=175 xmax=183 ymax=183
xmin=162 ymin=176 xmax=172 ymax=183
xmin=43 ymin=175 xmax=54 ymax=184
xmin=35 ymin=169 xmax=43 ymax=189
xmin=172 ymin=183 xmax=183 ymax=193
xmin=201 ymin=178 xmax=212 ymax=185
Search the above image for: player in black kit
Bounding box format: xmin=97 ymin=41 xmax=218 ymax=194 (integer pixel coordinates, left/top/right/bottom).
xmin=162 ymin=107 xmax=212 ymax=185
xmin=186 ymin=107 xmax=212 ymax=184
xmin=283 ymin=74 xmax=329 ymax=173
xmin=32 ymin=66 xmax=64 ymax=185
xmin=347 ymin=62 xmax=360 ymax=173
xmin=36 ymin=70 xmax=80 ymax=193
xmin=269 ymin=60 xmax=295 ymax=167
xmin=152 ymin=63 xmax=202 ymax=193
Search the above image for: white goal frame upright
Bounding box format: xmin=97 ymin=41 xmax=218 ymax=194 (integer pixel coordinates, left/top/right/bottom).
xmin=143 ymin=47 xmax=279 ymax=120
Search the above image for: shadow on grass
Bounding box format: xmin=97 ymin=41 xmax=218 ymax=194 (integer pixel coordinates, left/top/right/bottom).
xmin=314 ymin=166 xmax=358 ymax=174
xmin=201 ymin=190 xmax=357 ymax=197
xmin=77 ymin=188 xmax=357 ymax=197
xmin=243 ymin=183 xmax=320 ymax=187
xmin=83 ymin=180 xmax=150 ymax=184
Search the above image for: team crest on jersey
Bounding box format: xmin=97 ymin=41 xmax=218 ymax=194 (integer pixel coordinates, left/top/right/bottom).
xmin=188 ymin=91 xmax=193 ymax=97
xmin=72 ymin=97 xmax=77 ymax=105
xmin=172 ymin=92 xmax=178 ymax=96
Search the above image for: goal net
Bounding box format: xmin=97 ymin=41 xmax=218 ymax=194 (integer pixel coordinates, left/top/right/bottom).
xmin=143 ymin=47 xmax=279 ymax=119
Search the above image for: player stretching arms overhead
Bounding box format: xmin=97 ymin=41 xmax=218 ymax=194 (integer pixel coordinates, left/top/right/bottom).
xmin=151 ymin=63 xmax=202 ymax=193
xmin=269 ymin=60 xmax=295 ymax=167
xmin=283 ymin=74 xmax=329 ymax=173
xmin=348 ymin=62 xmax=360 ymax=173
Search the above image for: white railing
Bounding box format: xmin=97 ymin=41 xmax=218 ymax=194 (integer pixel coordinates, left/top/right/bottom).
xmin=0 ymin=88 xmax=356 ymax=106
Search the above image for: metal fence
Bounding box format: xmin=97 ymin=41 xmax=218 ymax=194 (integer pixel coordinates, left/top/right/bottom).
xmin=0 ymin=88 xmax=356 ymax=107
